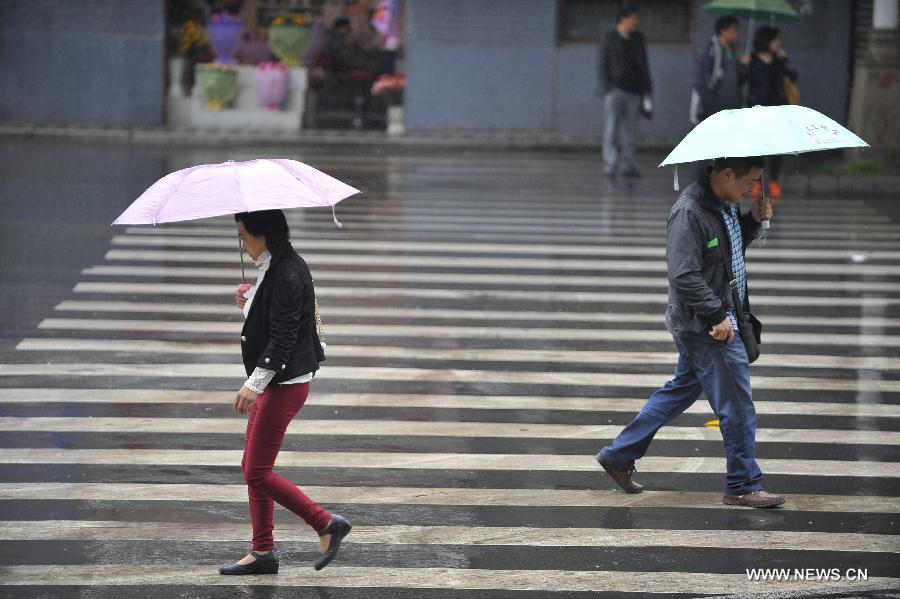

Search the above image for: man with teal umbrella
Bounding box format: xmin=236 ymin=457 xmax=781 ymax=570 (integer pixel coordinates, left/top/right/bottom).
xmin=597 ymin=156 xmax=781 ymax=508
xmin=595 ymin=104 xmax=867 ymax=508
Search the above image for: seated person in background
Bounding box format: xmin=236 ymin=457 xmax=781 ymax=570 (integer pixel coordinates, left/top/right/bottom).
xmin=325 ymin=17 xmax=393 ymax=77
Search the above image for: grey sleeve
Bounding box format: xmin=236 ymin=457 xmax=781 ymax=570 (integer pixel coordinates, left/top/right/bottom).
xmin=667 ymin=208 xmax=728 ymax=328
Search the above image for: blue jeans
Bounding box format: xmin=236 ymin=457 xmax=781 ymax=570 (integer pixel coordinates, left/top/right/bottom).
xmin=597 ymin=333 xmax=763 ymax=495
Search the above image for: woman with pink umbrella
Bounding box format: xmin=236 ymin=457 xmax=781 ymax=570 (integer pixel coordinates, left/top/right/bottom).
xmin=218 ymin=208 xmax=351 ymax=574
xmin=113 ymin=159 xmax=360 ymax=573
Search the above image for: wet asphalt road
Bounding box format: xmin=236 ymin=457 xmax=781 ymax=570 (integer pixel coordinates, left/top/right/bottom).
xmin=0 ymin=138 xmax=898 ymax=598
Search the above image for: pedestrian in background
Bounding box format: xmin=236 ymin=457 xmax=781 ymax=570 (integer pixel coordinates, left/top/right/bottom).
xmin=748 ymin=25 xmax=798 ymax=200
xmin=218 ymin=209 xmax=352 ymax=575
xmin=690 ymin=15 xmax=749 ymax=126
xmin=598 ymin=4 xmax=653 ymax=179
xmin=596 ymin=157 xmax=785 ymax=509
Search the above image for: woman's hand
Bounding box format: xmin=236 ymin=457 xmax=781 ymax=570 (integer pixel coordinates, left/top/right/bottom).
xmin=236 ymin=284 xmax=251 ymax=310
xmin=234 ymin=386 xmax=259 ymax=414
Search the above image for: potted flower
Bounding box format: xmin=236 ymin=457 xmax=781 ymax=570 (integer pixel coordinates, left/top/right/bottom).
xmin=268 ymin=13 xmax=313 ymax=67
xmin=372 ymin=74 xmax=406 ymax=135
xmin=255 ymin=61 xmax=290 ymax=110
xmin=197 ymin=63 xmax=238 ymax=110
xmin=178 ymin=20 xmax=214 ymax=95
xmin=207 ymin=12 xmax=243 ymax=64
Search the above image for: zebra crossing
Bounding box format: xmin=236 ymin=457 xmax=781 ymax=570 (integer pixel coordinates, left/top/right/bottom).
xmin=1 ymin=150 xmax=899 ymax=597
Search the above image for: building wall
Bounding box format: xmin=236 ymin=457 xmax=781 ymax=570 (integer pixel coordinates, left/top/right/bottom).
xmin=406 ymin=0 xmax=854 ymax=143
xmin=0 ymin=0 xmax=166 ymax=126
xmin=405 ymin=0 xmax=558 ymax=130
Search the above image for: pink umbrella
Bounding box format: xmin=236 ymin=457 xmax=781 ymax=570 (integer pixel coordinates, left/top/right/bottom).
xmin=113 ymin=158 xmax=360 ymax=281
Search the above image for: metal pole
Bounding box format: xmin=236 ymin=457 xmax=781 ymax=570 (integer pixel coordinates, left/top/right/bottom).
xmin=758 ymin=163 xmax=770 ymax=247
xmin=238 ymin=234 xmax=246 ymax=284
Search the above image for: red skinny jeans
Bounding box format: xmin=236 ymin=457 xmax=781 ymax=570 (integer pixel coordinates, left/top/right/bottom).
xmin=241 ymin=382 xmax=331 ymax=551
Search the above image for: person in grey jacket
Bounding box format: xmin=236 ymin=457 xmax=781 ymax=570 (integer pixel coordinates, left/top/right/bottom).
xmin=690 ymin=15 xmax=750 ymax=125
xmin=596 ymin=156 xmax=784 ymax=509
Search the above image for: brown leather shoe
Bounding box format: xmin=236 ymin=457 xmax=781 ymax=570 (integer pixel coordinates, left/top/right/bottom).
xmin=722 ymin=490 xmax=785 ymax=508
xmin=599 ymin=458 xmax=643 ymax=494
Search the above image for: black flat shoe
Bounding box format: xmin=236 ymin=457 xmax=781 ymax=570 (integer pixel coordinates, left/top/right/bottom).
xmin=218 ymin=550 xmax=279 ymax=575
xmin=313 ymin=514 xmax=352 ymax=571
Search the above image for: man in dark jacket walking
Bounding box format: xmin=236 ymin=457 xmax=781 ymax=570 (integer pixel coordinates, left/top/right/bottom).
xmin=599 ymin=4 xmax=652 ymax=178
xmin=690 ymin=15 xmax=750 ymax=125
xmin=595 ymin=157 xmax=784 ymax=509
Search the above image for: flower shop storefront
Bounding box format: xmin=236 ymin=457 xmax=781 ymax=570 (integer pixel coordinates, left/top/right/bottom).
xmin=166 ymin=0 xmax=405 ymax=132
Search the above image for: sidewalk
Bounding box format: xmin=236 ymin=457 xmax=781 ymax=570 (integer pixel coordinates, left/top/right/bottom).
xmin=0 ymin=122 xmax=615 ymax=152
xmin=2 ymin=123 xmax=898 ymax=198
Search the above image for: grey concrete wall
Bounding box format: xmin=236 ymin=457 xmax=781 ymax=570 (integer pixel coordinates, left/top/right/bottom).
xmin=406 ymin=0 xmax=855 ymax=143
xmin=0 ymin=0 xmax=166 ymax=126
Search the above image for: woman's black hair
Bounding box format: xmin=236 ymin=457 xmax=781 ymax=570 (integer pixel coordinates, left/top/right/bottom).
xmin=234 ymin=209 xmax=292 ymax=257
xmin=753 ymin=25 xmax=779 ymax=54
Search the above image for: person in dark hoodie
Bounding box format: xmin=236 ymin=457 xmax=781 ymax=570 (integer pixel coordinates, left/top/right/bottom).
xmin=598 ymin=4 xmax=652 ymax=179
xmin=690 ymin=15 xmax=750 ymax=126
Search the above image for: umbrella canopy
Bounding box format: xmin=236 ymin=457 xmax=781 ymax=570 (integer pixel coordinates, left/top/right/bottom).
xmin=702 ymin=0 xmax=798 ymax=20
xmin=660 ymin=105 xmax=868 ymax=168
xmin=113 ymin=158 xmax=360 ymax=225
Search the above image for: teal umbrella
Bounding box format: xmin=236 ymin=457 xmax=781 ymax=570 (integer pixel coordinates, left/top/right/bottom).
xmin=661 ymin=105 xmax=868 ymax=169
xmin=659 ymin=105 xmax=869 ymax=239
xmin=703 ymin=0 xmax=798 ymax=20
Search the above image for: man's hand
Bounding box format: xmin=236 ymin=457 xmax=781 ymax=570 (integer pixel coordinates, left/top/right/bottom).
xmin=739 ymin=53 xmax=751 ymax=66
xmin=234 ymin=386 xmax=259 ymax=415
xmin=751 ymin=196 xmax=774 ymax=223
xmin=710 ymin=316 xmax=735 ymax=344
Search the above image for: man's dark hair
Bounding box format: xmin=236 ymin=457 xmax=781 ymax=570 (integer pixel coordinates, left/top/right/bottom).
xmin=617 ymin=3 xmax=638 ymax=22
xmin=713 ymin=156 xmax=766 ymax=178
xmin=332 ymin=17 xmax=351 ymax=30
xmin=715 ymin=15 xmax=739 ymax=35
xmin=753 ymin=25 xmax=779 ymax=54
xmin=234 ymin=209 xmax=293 ymax=257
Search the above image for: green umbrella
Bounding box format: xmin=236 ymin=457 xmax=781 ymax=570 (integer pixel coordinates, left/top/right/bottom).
xmin=703 ymin=0 xmax=798 ymax=20
xmin=703 ymin=1 xmax=799 ymax=59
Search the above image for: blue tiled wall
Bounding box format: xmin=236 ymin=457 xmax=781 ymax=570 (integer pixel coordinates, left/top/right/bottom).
xmin=0 ymin=0 xmax=166 ymax=126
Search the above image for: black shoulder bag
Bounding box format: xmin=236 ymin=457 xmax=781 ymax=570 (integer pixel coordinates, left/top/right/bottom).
xmin=717 ymin=227 xmax=763 ymax=364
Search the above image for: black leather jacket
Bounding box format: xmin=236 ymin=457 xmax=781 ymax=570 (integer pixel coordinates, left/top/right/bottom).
xmin=664 ymin=173 xmax=761 ymax=338
xmin=241 ymin=251 xmax=325 ymax=385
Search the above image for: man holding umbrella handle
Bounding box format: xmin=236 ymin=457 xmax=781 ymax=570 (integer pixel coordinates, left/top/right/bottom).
xmin=597 ymin=156 xmax=784 ymax=509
